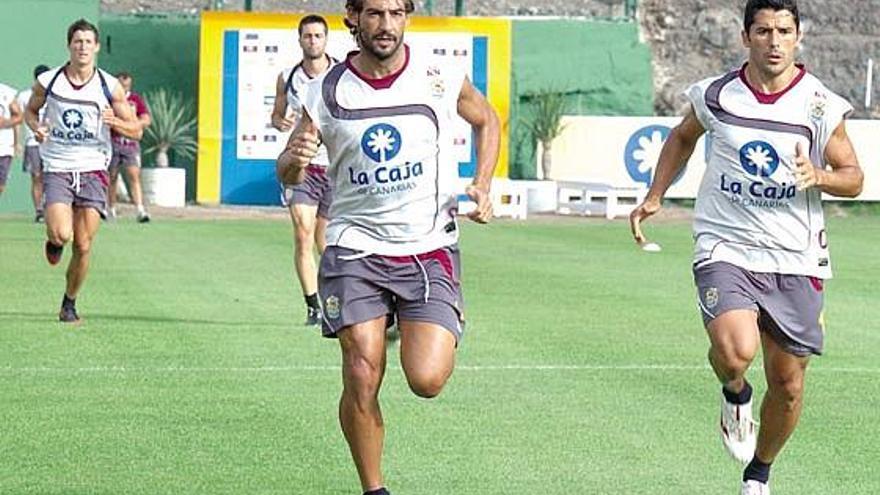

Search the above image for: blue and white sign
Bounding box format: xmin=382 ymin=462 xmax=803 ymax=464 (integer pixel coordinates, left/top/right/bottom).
xmin=624 ymin=124 xmax=670 ymax=186
xmin=546 ymin=116 xmax=880 ymax=201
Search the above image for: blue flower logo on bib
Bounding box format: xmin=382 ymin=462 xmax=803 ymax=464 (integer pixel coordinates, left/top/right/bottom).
xmin=739 ymin=140 xmax=779 ymax=177
xmin=361 ymin=123 xmax=402 ymax=163
xmin=62 ymin=109 xmax=84 ymax=130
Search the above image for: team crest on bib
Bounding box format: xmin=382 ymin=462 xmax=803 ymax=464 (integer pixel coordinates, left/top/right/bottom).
xmin=704 ymin=287 xmax=720 ymax=309
xmin=430 ymin=77 xmax=445 ymax=98
xmin=325 ymin=295 xmax=340 ymax=320
xmin=809 ymin=92 xmax=827 ymax=122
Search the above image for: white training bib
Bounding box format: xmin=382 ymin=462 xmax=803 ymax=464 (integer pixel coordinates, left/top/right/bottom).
xmin=686 ymin=65 xmax=852 ymax=279
xmin=280 ymin=56 xmax=336 ymax=167
xmin=303 ymin=47 xmax=467 ymax=256
xmin=0 ymin=83 xmax=18 ymax=156
xmin=38 ymin=65 xmax=117 ymax=173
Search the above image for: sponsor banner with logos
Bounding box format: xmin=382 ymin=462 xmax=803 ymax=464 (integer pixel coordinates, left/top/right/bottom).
xmin=198 ymin=12 xmax=511 ymax=205
xmin=548 ymin=116 xmax=879 ymax=201
xmin=236 ymin=29 xmax=475 ymax=164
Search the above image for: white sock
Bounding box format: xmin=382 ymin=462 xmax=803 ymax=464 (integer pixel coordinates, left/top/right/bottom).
xmin=137 ymin=204 xmax=145 ymax=215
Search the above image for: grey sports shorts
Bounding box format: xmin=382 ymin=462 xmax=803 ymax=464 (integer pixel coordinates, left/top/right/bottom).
xmin=694 ymin=261 xmax=825 ymax=356
xmin=282 ymin=165 xmax=332 ymax=219
xmin=109 ymin=144 xmax=141 ymax=170
xmin=319 ymin=245 xmax=466 ymax=343
xmin=0 ymin=155 xmax=11 ymax=185
xmin=22 ymin=146 xmax=42 ymax=176
xmin=43 ymin=171 xmax=109 ymax=218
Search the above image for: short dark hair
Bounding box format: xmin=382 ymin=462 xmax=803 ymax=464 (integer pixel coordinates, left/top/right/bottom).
xmin=116 ymin=71 xmax=132 ymax=81
xmin=67 ymin=18 xmax=100 ymax=44
xmin=344 ymin=0 xmax=415 ymax=32
xmin=298 ymin=14 xmax=328 ymax=36
xmin=744 ymin=0 xmax=800 ymax=33
xmin=33 ymin=65 xmax=50 ymax=80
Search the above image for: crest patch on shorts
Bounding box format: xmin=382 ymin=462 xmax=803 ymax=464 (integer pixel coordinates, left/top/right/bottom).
xmin=325 ymin=295 xmax=340 ymax=319
xmin=704 ymin=287 xmax=720 ymax=309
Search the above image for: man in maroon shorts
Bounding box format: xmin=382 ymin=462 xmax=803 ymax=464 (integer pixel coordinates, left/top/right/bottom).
xmin=25 ymin=19 xmax=142 ymax=322
xmin=277 ymin=1 xmax=501 ymax=493
xmin=108 ymin=72 xmax=151 ymax=223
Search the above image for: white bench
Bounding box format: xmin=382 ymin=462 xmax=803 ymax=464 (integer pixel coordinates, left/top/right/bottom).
xmin=457 ymin=178 xmax=527 ymax=220
xmin=556 ymin=180 xmax=646 ymax=219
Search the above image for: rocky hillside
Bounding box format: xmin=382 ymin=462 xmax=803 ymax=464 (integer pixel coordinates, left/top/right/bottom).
xmin=100 ymin=0 xmax=630 ymax=17
xmin=101 ymin=0 xmax=880 ymax=116
xmin=641 ymin=0 xmax=880 ymax=117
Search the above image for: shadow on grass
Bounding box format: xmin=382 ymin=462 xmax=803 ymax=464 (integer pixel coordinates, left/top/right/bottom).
xmin=0 ymin=310 xmax=282 ymax=329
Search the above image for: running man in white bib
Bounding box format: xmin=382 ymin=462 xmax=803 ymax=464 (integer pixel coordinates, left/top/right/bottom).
xmin=25 ymin=19 xmax=143 ymax=323
xmin=17 ymin=65 xmax=51 ymax=222
xmin=277 ymin=1 xmax=500 ymax=493
xmin=271 ymin=14 xmax=338 ymax=327
xmin=630 ymin=1 xmax=863 ymax=494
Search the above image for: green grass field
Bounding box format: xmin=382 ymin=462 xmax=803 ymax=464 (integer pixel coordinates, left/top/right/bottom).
xmin=1 ymin=213 xmax=878 ymax=494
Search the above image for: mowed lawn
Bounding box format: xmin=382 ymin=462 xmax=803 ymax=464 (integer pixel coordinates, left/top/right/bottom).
xmin=1 ymin=213 xmax=878 ymax=495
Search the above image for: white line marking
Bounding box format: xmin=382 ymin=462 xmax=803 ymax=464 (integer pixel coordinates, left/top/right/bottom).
xmin=0 ymin=364 xmax=878 ymax=374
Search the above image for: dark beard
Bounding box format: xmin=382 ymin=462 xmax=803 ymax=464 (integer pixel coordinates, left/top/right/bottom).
xmin=357 ymin=29 xmax=403 ymax=61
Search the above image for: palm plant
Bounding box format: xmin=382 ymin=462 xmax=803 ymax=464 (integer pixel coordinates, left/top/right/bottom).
xmin=142 ymin=89 xmax=197 ymax=167
xmin=522 ymin=89 xmax=568 ymax=180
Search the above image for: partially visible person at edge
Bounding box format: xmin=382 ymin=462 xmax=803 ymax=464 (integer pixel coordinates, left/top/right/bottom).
xmin=0 ymin=76 xmax=24 ymax=200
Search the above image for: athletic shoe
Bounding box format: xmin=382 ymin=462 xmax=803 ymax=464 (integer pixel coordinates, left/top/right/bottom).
xmin=305 ymin=306 xmax=322 ymax=326
xmin=34 ymin=212 xmax=44 ymax=223
xmin=720 ymin=393 xmax=757 ymax=464
xmin=45 ymin=241 xmax=63 ymax=266
xmin=137 ymin=212 xmax=151 ymax=223
xmin=58 ymin=304 xmax=80 ymax=323
xmin=741 ymin=480 xmax=770 ymax=495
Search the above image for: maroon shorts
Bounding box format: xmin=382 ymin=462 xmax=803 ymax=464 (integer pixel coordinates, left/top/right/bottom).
xmin=319 ymin=245 xmax=465 ymax=343
xmin=694 ymin=261 xmax=825 ymax=356
xmin=43 ymin=171 xmax=109 ymax=218
xmin=0 ymin=155 xmax=11 ymax=185
xmin=282 ymin=165 xmax=332 ymax=219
